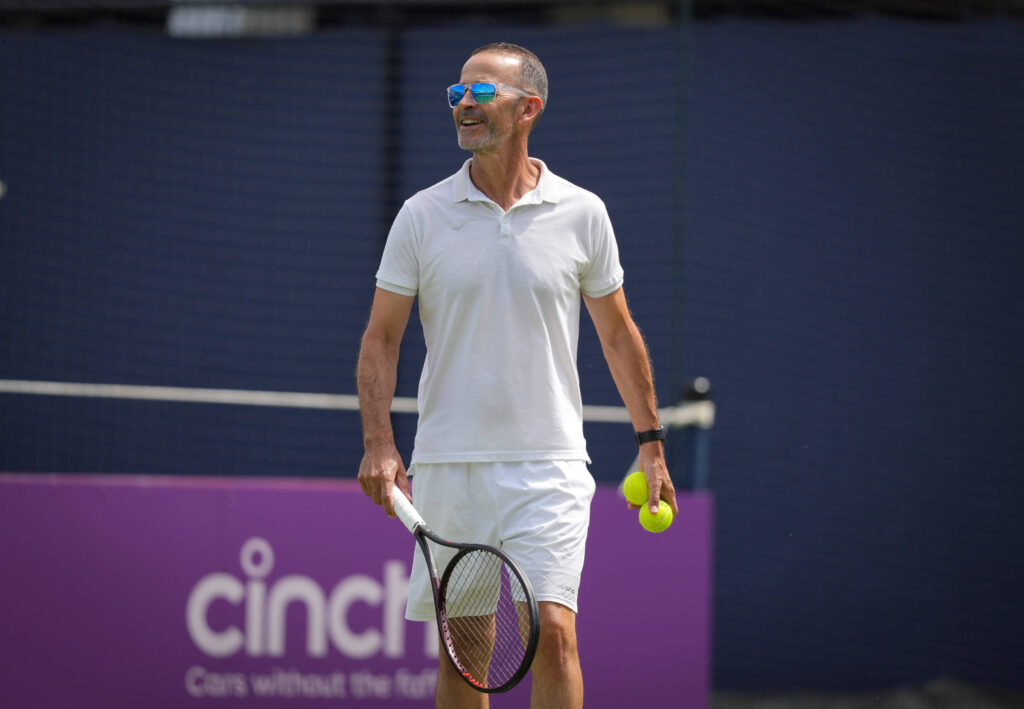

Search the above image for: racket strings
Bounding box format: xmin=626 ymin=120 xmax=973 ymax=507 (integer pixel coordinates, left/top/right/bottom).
xmin=442 ymin=549 xmax=531 ymax=688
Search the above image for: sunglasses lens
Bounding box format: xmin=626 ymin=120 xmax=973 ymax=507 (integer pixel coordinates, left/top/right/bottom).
xmin=447 ymin=85 xmax=466 ymax=107
xmin=471 ymin=83 xmax=497 ymax=103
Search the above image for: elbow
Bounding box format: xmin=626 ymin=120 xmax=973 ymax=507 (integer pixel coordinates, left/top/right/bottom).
xmin=359 ymin=327 xmax=401 ymax=363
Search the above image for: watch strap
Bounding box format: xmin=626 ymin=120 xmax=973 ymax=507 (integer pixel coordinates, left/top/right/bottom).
xmin=634 ymin=426 xmax=666 ymax=446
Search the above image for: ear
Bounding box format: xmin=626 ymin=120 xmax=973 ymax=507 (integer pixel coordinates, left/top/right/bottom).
xmin=518 ymin=96 xmax=544 ymax=127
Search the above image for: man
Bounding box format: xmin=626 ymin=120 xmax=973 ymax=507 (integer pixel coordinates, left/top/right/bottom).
xmin=357 ymin=42 xmax=675 ymax=709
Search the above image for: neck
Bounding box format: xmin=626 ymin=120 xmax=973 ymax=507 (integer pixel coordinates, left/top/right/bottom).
xmin=468 ymin=142 xmax=540 ymax=211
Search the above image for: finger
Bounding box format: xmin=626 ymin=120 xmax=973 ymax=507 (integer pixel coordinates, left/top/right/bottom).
xmin=385 ymin=467 xmax=413 ymax=517
xmin=647 ymin=478 xmax=662 ymax=515
xmin=369 ymin=464 xmax=390 ymax=507
xmin=359 ymin=475 xmax=376 ymax=500
xmin=356 ymin=458 xmax=372 ymax=496
xmin=358 ymin=457 xmax=386 ymax=504
xmin=381 ymin=484 xmax=395 ymax=518
xmin=395 ymin=474 xmax=412 ymax=502
xmin=663 ymin=483 xmax=679 ymax=517
xmin=394 ymin=461 xmax=410 ymax=492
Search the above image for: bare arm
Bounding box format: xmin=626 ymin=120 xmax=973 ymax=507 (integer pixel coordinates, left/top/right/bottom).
xmin=356 ymin=287 xmax=415 ymax=517
xmin=583 ymin=287 xmax=677 ymax=516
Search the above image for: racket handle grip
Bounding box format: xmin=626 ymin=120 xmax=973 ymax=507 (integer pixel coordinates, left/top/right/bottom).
xmin=392 ymin=489 xmax=425 ymax=533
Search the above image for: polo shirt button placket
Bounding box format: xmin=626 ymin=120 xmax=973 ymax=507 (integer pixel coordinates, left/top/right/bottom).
xmin=500 ymin=212 xmax=512 ymax=239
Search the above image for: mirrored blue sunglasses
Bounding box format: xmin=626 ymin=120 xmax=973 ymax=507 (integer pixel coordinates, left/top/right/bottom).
xmin=446 ymin=82 xmax=535 ymax=108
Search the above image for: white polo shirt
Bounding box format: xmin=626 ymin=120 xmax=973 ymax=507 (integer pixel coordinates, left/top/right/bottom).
xmin=376 ymin=158 xmax=624 ymax=464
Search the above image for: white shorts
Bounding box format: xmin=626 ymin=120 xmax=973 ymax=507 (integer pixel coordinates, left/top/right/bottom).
xmin=405 ymin=460 xmax=596 ymax=621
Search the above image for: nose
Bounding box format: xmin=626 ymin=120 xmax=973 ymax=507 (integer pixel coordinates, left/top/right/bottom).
xmin=452 ymin=84 xmax=480 ymax=108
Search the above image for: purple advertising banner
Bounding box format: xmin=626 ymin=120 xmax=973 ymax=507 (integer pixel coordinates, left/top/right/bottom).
xmin=0 ymin=474 xmax=712 ymax=708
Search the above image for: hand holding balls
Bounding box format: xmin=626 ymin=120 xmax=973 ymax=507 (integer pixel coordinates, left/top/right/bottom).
xmin=623 ymin=471 xmax=674 ymax=533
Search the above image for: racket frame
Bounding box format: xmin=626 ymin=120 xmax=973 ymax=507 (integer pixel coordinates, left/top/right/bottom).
xmin=393 ymin=492 xmax=540 ymax=693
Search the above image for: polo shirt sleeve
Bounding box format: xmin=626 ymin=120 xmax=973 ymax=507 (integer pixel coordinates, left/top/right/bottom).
xmin=375 ymin=202 xmax=420 ymax=296
xmin=580 ymin=200 xmax=625 ymax=298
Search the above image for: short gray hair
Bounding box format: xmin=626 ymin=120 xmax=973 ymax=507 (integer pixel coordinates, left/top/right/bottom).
xmin=471 ymin=42 xmax=548 ymax=120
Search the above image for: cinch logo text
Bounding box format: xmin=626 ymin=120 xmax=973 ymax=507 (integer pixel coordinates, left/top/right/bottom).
xmin=186 ymin=537 xmax=435 ymax=659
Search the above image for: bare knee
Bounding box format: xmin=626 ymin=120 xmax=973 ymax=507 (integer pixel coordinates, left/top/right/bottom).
xmin=530 ymin=602 xmax=583 ymax=708
xmin=535 ymin=602 xmax=579 ymax=668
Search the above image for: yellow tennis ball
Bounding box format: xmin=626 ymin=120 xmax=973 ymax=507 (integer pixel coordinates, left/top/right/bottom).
xmin=638 ymin=500 xmax=674 ymax=533
xmin=623 ymin=471 xmax=648 ymax=506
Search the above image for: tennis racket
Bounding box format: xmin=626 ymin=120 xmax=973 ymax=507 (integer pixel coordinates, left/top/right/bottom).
xmin=392 ymin=490 xmax=540 ymax=693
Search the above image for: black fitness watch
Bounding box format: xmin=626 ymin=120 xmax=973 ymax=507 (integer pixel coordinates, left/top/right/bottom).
xmin=634 ymin=426 xmax=666 ymax=446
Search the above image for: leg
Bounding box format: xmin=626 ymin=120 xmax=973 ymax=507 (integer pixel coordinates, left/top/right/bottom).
xmin=405 ymin=464 xmax=492 ymax=709
xmin=448 ymin=614 xmax=495 ymax=685
xmin=435 ymin=640 xmax=488 ymax=709
xmin=529 ymin=601 xmax=583 ymax=709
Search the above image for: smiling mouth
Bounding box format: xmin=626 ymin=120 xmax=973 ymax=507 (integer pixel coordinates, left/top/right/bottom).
xmin=459 ymin=117 xmax=485 ymax=128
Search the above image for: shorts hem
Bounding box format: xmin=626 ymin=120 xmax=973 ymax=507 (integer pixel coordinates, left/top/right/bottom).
xmin=405 ymin=607 xmax=437 ymax=622
xmin=406 ymin=597 xmax=579 ymax=622
xmin=535 ymin=594 xmax=579 ymax=614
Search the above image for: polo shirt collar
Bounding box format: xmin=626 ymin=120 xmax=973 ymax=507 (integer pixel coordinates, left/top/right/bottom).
xmin=452 ymin=157 xmax=562 ymax=206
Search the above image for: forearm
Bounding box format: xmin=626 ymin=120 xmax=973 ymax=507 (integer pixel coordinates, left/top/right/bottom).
xmin=356 ymin=333 xmax=400 ymax=449
xmin=600 ymin=321 xmax=660 ymax=432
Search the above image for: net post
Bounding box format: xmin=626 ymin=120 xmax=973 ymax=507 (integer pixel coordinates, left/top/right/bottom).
xmin=668 ymin=377 xmax=714 ymax=490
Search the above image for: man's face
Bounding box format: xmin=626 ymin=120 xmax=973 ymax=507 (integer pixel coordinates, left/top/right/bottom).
xmin=453 ymin=52 xmax=524 ymax=154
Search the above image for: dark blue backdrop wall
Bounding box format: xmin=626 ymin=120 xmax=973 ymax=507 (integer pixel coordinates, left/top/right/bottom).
xmin=683 ymin=19 xmax=1024 ymax=690
xmin=1 ymin=16 xmax=1022 ymax=691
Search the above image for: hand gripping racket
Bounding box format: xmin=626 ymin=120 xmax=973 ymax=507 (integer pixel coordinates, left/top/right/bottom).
xmin=392 ymin=491 xmax=540 ymax=693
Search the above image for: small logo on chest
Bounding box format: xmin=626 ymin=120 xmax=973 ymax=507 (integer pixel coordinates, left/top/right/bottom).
xmin=450 ymin=218 xmax=473 ymax=230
